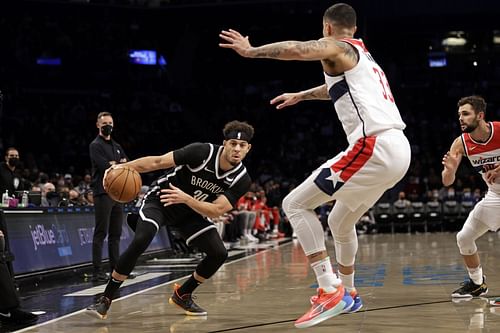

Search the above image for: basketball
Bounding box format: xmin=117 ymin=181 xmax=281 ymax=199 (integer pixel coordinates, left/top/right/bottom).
xmin=104 ymin=165 xmax=142 ymax=203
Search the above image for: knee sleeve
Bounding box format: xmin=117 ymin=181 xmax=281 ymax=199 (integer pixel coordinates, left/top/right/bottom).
xmin=116 ymin=220 xmax=157 ymax=275
xmin=328 ymin=202 xmax=367 ymax=267
xmin=190 ymin=228 xmax=228 ymax=279
xmin=333 ymin=229 xmax=358 ymax=266
xmin=282 ymin=191 xmax=326 ymax=256
xmin=456 ymin=214 xmax=490 ymax=256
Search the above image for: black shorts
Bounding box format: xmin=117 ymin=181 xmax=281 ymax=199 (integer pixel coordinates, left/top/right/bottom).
xmin=138 ymin=194 xmax=217 ymax=245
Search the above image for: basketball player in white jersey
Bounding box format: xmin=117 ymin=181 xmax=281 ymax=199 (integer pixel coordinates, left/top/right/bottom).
xmin=220 ymin=3 xmax=411 ymax=328
xmin=442 ymin=96 xmax=500 ymax=303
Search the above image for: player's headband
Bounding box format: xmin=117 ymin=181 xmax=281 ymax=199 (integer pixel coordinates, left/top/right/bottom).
xmin=224 ymin=130 xmax=251 ymax=143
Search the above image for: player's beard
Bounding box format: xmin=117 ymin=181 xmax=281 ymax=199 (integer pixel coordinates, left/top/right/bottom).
xmin=461 ymin=120 xmax=479 ymax=133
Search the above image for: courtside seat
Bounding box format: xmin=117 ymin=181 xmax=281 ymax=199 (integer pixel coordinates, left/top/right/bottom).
xmin=374 ymin=202 xmax=393 ymax=233
xmin=425 ymin=201 xmax=442 ymax=232
xmin=410 ymin=201 xmax=426 ymax=233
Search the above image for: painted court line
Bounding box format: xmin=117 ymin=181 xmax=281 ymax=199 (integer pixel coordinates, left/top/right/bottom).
xmin=64 ymin=272 xmax=171 ymax=296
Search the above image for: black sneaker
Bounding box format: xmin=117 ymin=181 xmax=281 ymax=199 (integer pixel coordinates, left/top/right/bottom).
xmin=0 ymin=308 xmax=38 ymax=325
xmin=86 ymin=296 xmax=111 ymax=319
xmin=451 ymin=277 xmax=488 ymax=298
xmin=91 ymin=271 xmax=109 ymax=282
xmin=168 ymin=283 xmax=207 ymax=316
xmin=127 ymin=213 xmax=139 ymax=232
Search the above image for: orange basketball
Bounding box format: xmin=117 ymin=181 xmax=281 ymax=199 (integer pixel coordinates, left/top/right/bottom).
xmin=104 ymin=165 xmax=142 ymax=203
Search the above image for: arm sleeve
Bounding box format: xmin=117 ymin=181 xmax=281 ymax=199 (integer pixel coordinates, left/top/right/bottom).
xmin=222 ymin=174 xmax=252 ymax=207
xmin=173 ymin=142 xmax=211 ymax=168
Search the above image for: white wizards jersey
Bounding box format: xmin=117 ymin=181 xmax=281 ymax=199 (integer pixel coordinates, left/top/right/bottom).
xmin=324 ymin=38 xmax=406 ymax=144
xmin=462 ymin=121 xmax=500 ymax=194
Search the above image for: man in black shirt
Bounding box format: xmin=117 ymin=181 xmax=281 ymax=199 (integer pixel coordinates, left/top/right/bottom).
xmin=89 ymin=112 xmax=128 ymax=282
xmin=86 ymin=120 xmax=254 ymax=319
xmin=0 ymin=147 xmax=28 ymax=197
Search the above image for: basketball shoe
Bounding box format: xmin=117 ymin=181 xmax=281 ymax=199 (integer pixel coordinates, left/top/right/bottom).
xmin=310 ymin=287 xmax=362 ymax=313
xmin=451 ymin=277 xmax=488 ymax=298
xmin=86 ymin=296 xmax=111 ymax=319
xmin=295 ymin=284 xmax=353 ymax=328
xmin=169 ymin=283 xmax=207 ymax=316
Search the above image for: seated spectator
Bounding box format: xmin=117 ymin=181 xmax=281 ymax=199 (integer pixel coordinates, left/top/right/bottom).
xmin=394 ymin=191 xmax=411 ymax=208
xmin=41 ymin=182 xmax=59 ymax=207
xmin=461 ymin=187 xmax=474 ymax=203
xmin=68 ymin=189 xmax=87 ymax=206
xmin=84 ymin=190 xmax=94 ymax=206
xmin=0 ymin=230 xmax=38 ymax=325
xmin=76 ymin=173 xmax=92 ymax=194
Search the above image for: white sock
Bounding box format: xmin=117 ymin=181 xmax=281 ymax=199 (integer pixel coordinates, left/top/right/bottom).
xmin=311 ymin=257 xmax=341 ymax=292
xmin=467 ymin=266 xmax=483 ymax=285
xmin=338 ymin=271 xmax=355 ymax=291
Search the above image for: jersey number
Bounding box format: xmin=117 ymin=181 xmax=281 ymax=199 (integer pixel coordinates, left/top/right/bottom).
xmin=373 ymin=67 xmax=394 ymax=103
xmin=193 ymin=190 xmax=209 ymax=202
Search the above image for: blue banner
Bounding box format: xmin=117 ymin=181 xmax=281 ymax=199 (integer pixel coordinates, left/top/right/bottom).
xmin=2 ymin=208 xmax=171 ymax=275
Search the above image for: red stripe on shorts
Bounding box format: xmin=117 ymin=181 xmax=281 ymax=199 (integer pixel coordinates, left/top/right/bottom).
xmin=331 ymin=136 xmax=377 ymax=182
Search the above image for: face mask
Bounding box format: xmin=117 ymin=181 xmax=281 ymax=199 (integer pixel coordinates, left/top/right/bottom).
xmin=8 ymin=158 xmax=19 ymax=167
xmin=101 ymin=125 xmax=113 ymax=136
xmin=47 ymin=192 xmax=59 ymax=199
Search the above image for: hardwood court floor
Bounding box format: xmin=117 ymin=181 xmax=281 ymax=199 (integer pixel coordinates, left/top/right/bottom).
xmin=7 ymin=232 xmax=500 ymax=333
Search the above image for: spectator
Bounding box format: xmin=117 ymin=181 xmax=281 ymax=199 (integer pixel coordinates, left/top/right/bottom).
xmin=40 ymin=182 xmax=59 ymax=207
xmin=394 ymin=191 xmax=412 ymax=208
xmin=76 ymin=173 xmax=92 ymax=194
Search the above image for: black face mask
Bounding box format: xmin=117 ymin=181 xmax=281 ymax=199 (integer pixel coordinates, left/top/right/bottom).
xmin=8 ymin=158 xmax=19 ymax=167
xmin=47 ymin=192 xmax=59 ymax=199
xmin=101 ymin=125 xmax=113 ymax=136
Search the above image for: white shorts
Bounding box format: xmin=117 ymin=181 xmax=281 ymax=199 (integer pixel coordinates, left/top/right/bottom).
xmin=469 ymin=190 xmax=500 ymax=231
xmin=313 ymin=129 xmax=411 ymax=211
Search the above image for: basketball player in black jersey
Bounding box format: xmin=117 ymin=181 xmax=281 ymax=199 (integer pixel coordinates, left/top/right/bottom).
xmin=86 ymin=120 xmax=254 ymax=319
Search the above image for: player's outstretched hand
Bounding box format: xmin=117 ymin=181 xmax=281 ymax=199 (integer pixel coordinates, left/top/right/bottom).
xmin=219 ymin=29 xmax=253 ymax=57
xmin=270 ymin=92 xmax=303 ymax=110
xmin=441 ymin=151 xmax=460 ymax=171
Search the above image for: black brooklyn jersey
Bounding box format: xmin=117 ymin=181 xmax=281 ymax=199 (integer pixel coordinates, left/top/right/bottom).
xmin=154 ymin=142 xmax=251 ymax=211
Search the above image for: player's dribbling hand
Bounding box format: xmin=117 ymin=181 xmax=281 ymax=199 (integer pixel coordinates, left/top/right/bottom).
xmin=270 ymin=92 xmax=302 ymax=110
xmin=219 ymin=29 xmax=253 ymax=57
xmin=103 ymin=165 xmax=118 ymax=190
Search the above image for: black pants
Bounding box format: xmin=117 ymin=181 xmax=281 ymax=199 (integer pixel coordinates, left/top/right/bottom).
xmin=92 ymin=194 xmax=123 ymax=273
xmin=0 ymin=252 xmax=18 ymax=311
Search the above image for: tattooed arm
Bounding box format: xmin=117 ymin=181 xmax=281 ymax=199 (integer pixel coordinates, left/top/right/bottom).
xmin=270 ymin=84 xmax=329 ymax=110
xmin=219 ymin=29 xmax=356 ymax=62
